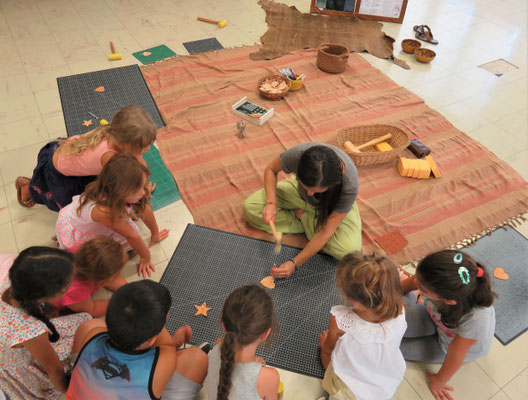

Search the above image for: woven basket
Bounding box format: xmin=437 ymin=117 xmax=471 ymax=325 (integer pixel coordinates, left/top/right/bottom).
xmin=316 ymin=43 xmax=349 ymax=74
xmin=257 ymin=75 xmax=291 ymax=100
xmin=336 ymin=125 xmax=411 ymax=166
xmin=288 ymin=74 xmax=304 ymax=91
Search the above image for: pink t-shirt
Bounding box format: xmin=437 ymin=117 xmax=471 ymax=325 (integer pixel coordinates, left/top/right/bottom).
xmin=55 ymin=137 xmax=117 ymax=176
xmin=53 ymin=279 xmax=99 ymax=309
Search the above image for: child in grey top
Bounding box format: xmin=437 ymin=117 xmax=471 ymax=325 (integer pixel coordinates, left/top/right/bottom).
xmin=401 ymin=250 xmax=496 ymax=400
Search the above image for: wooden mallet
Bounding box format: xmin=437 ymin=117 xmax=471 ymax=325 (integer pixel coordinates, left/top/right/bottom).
xmin=197 ymin=17 xmax=227 ymax=28
xmin=268 ymin=220 xmax=282 ymax=254
xmin=344 ymin=133 xmax=392 ymax=154
xmin=108 ymin=41 xmax=121 ymax=61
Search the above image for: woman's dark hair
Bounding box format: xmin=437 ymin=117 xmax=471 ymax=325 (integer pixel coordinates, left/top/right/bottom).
xmin=337 ymin=252 xmax=403 ymax=322
xmin=296 ymin=146 xmax=343 ymax=230
xmin=7 ymin=247 xmax=75 ymax=342
xmin=74 ymin=237 xmax=125 ymax=283
xmin=416 ymin=250 xmax=496 ymax=328
xmin=217 ymin=284 xmax=277 ymax=400
xmin=106 ymin=280 xmax=171 ymax=351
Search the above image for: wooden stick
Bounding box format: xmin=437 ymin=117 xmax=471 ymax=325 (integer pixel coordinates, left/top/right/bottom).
xmin=197 ymin=17 xmax=220 ymax=24
xmin=356 ymin=133 xmax=392 ymax=150
xmin=110 ymin=41 xmax=116 ymax=54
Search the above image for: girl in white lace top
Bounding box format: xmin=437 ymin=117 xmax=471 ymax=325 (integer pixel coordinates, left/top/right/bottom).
xmin=318 ymin=252 xmax=407 ymax=400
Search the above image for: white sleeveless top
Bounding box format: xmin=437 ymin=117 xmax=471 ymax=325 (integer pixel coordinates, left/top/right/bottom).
xmin=206 ymin=344 xmax=263 ymax=400
xmin=330 ymin=305 xmax=407 ymax=400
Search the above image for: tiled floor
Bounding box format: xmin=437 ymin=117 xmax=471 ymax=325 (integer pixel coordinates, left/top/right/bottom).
xmin=0 ymin=0 xmax=527 ymax=399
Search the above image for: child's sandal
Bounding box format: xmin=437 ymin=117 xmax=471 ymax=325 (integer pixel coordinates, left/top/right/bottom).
xmin=15 ymin=176 xmax=35 ymax=208
xmin=415 ymin=25 xmax=439 ymax=44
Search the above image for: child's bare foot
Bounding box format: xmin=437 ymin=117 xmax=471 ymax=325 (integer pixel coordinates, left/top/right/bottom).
xmin=294 ymin=208 xmax=304 ymax=219
xmin=15 ymin=177 xmax=34 ymax=207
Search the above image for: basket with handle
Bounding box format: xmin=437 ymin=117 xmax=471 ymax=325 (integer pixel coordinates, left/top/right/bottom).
xmin=316 ymin=43 xmax=350 ymax=74
xmin=336 ymin=125 xmax=411 ymax=166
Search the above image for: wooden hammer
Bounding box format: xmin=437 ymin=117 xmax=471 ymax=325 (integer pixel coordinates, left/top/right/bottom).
xmin=197 ymin=17 xmax=227 ymax=28
xmin=344 ymin=133 xmax=392 ymax=154
xmin=108 ymin=41 xmax=121 ymax=61
xmin=268 ymin=220 xmax=282 ymax=254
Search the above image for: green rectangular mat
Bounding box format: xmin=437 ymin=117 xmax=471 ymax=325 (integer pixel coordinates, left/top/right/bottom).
xmin=133 ymin=45 xmax=176 ymax=65
xmin=143 ymin=145 xmax=180 ymax=211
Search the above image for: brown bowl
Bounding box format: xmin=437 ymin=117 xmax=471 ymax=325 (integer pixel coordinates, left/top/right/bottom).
xmin=415 ymin=48 xmax=436 ymax=63
xmin=401 ymin=39 xmax=421 ymax=54
xmin=257 ymin=75 xmax=291 ymax=100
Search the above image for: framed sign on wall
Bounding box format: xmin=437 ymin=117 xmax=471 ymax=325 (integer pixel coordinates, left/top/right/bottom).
xmin=310 ymin=0 xmax=409 ymax=24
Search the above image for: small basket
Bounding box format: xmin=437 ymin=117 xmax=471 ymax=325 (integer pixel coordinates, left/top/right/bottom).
xmin=336 ymin=125 xmax=411 ymax=166
xmin=415 ymin=48 xmax=436 ymax=63
xmin=401 ymin=39 xmax=421 ymax=54
xmin=316 ymin=43 xmax=349 ymax=74
xmin=288 ymin=74 xmax=304 ymax=91
xmin=257 ymin=74 xmax=291 ymax=100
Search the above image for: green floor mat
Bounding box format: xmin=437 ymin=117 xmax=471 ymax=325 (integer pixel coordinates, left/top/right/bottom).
xmin=143 ymin=146 xmax=180 ymax=211
xmin=133 ymin=45 xmax=176 ymax=65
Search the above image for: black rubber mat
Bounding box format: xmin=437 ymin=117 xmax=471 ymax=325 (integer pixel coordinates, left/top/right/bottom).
xmin=160 ymin=224 xmax=340 ymax=378
xmin=183 ymin=37 xmax=224 ymax=54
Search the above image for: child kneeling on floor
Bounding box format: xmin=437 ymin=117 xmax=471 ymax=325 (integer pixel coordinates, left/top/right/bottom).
xmin=53 ymin=237 xmax=127 ymax=318
xmin=207 ymin=284 xmax=280 ymax=400
xmin=318 ymin=252 xmax=407 ymax=400
xmin=400 ymin=250 xmax=496 ymax=400
xmin=67 ymin=280 xmax=208 ymax=400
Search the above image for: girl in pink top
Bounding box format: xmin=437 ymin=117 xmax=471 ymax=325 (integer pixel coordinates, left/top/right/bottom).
xmin=56 ymin=154 xmax=169 ymax=278
xmin=16 ymin=105 xmax=157 ymax=212
xmin=54 ymin=238 xmax=127 ymax=318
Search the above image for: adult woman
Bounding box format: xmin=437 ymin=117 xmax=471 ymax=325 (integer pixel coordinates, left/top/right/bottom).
xmin=243 ymin=142 xmax=362 ymax=278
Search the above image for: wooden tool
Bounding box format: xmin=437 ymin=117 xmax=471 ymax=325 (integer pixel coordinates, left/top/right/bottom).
xmin=197 ymin=17 xmax=227 ymax=28
xmin=108 ymin=41 xmax=122 ymax=61
xmin=343 ymin=133 xmax=392 ymax=154
xmin=268 ymin=220 xmax=282 ymax=254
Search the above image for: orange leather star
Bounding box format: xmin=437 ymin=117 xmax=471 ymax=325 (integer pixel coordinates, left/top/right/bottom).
xmin=82 ymin=120 xmax=93 ymax=127
xmin=194 ymin=302 xmax=211 ymax=317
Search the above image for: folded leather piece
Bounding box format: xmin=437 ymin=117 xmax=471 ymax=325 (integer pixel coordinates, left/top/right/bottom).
xmin=407 ymin=139 xmax=431 ymax=158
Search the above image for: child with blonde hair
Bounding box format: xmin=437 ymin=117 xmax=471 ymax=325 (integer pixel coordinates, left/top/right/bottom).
xmin=318 ymin=252 xmax=407 ymax=400
xmin=400 ymin=250 xmax=496 ymax=400
xmin=53 ymin=237 xmax=127 ymax=317
xmin=16 ymin=105 xmax=157 ymax=211
xmin=55 ymin=153 xmax=169 ymax=278
xmin=207 ymin=284 xmax=280 ymax=400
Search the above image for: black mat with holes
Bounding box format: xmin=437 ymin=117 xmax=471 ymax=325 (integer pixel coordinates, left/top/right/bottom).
xmin=183 ymin=37 xmax=224 ymax=54
xmin=160 ymin=224 xmax=340 ymax=378
xmin=57 ymin=65 xmax=164 ymax=137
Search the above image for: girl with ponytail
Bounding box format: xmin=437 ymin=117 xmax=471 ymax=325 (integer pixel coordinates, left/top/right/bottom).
xmin=318 ymin=252 xmax=407 ymax=400
xmin=206 ymin=284 xmax=279 ymax=400
xmin=0 ymin=247 xmax=91 ymax=399
xmin=400 ymin=250 xmax=497 ymax=400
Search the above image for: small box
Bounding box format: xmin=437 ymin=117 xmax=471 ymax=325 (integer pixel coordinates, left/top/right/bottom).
xmin=375 ymin=142 xmax=393 ymax=152
xmin=397 ymin=158 xmax=410 ymax=176
xmin=411 ymin=160 xmax=421 ymax=178
xmin=231 ymin=97 xmax=274 ymax=126
xmin=417 ymin=159 xmax=431 ymax=179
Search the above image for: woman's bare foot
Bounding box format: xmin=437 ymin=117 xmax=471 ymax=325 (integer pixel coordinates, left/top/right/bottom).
xmin=294 ymin=208 xmax=304 ymax=219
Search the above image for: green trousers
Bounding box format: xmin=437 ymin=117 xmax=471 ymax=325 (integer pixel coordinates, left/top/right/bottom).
xmin=243 ymin=176 xmax=362 ymax=260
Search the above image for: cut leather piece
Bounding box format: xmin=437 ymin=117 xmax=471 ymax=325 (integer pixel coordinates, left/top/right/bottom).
xmin=374 ymin=230 xmax=408 ymax=255
xmin=260 ymin=276 xmax=276 ymax=289
xmin=493 ymin=267 xmax=509 ymax=280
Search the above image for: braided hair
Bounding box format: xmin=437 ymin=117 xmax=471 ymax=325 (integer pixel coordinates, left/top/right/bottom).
xmin=7 ymin=247 xmax=75 ymax=342
xmin=337 ymin=252 xmax=403 ymax=322
xmin=217 ymin=284 xmax=277 ymax=400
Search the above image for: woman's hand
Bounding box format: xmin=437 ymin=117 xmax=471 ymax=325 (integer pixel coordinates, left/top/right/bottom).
xmin=271 ymin=260 xmax=296 ymax=278
xmin=149 ymin=228 xmax=170 ymax=247
xmin=426 ymin=371 xmax=455 ymax=400
xmin=262 ymin=203 xmax=277 ymax=225
xmin=139 ymin=257 xmax=155 ymax=278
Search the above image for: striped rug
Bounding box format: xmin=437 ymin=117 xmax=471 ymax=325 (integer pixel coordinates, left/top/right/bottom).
xmin=141 ymin=46 xmax=528 ymax=265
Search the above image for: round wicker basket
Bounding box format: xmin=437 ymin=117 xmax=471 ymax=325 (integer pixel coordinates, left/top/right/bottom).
xmin=316 ymin=43 xmax=349 ymax=74
xmin=257 ymin=75 xmax=291 ymax=100
xmin=336 ymin=125 xmax=411 ymax=166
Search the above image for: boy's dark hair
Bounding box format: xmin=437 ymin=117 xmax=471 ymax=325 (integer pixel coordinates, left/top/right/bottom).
xmin=106 ymin=280 xmax=171 ymax=350
xmin=417 ymin=250 xmax=497 ymax=328
xmin=296 ymin=146 xmax=343 ymax=230
xmin=217 ymin=284 xmax=277 ymax=400
xmin=8 ymin=247 xmax=75 ymax=342
xmin=74 ymin=237 xmax=125 ymax=283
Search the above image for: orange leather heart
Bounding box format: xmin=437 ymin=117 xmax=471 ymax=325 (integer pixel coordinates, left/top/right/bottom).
xmin=260 ymin=276 xmax=275 ymax=289
xmin=95 ymin=86 xmax=105 ymax=92
xmin=493 ymin=267 xmax=509 ymax=280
